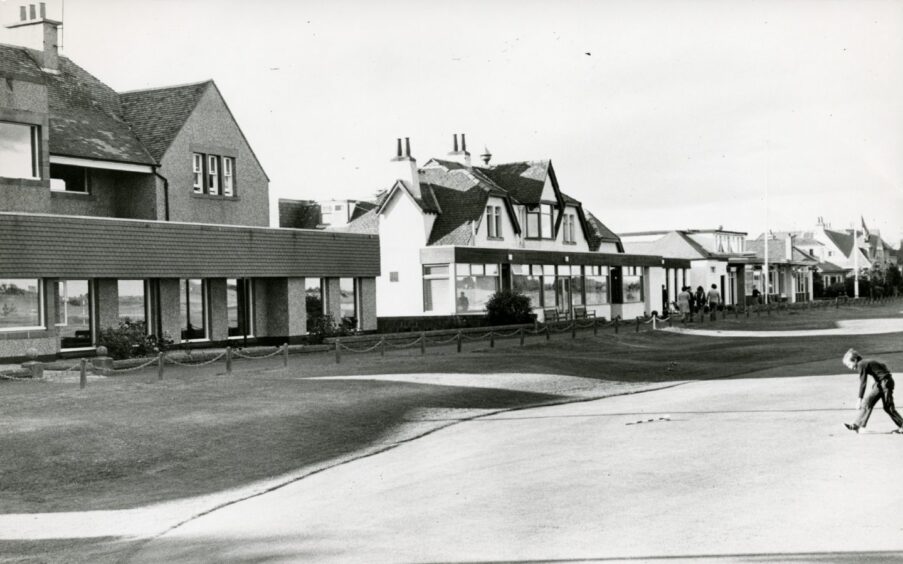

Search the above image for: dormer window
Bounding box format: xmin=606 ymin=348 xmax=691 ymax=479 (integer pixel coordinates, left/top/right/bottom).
xmin=0 ymin=122 xmax=40 ymax=180
xmin=525 ymin=204 xmax=555 ymax=239
xmin=563 ymin=213 xmax=577 ymax=244
xmin=486 ymin=205 xmax=502 ymax=238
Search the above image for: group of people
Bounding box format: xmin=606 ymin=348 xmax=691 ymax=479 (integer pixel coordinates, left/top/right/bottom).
xmin=674 ymin=284 xmax=721 ymax=318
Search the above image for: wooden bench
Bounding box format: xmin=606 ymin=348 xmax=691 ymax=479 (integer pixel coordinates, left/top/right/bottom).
xmin=542 ymin=308 xmax=561 ymax=323
xmin=573 ymin=306 xmax=596 ymax=320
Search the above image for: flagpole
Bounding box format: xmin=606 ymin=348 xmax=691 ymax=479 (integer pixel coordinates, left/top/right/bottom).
xmin=853 ymin=219 xmax=859 ymax=298
xmin=763 ymin=139 xmax=769 ymax=305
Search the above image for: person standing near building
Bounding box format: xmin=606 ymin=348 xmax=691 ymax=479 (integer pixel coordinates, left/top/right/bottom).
xmin=842 ymin=349 xmax=903 ymax=434
xmin=677 ymin=286 xmax=692 ymax=318
xmin=694 ymin=286 xmax=707 ymax=315
xmin=706 ymin=284 xmax=721 ymax=320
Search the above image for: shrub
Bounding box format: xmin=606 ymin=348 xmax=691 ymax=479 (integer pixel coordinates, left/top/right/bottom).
xmin=307 ymin=315 xmax=353 ymax=344
xmin=96 ymin=319 xmax=173 ymax=360
xmin=485 ymin=289 xmax=534 ymax=326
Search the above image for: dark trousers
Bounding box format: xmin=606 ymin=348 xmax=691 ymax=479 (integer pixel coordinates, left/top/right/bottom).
xmin=854 ymin=377 xmax=903 ymax=429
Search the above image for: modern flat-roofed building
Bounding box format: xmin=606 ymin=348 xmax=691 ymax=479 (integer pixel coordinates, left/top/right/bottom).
xmin=0 ymin=8 xmax=378 ymax=359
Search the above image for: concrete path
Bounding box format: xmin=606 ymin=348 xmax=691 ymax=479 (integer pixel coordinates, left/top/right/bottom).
xmin=662 ymin=317 xmax=903 ymax=337
xmin=128 ymin=373 xmax=903 ymax=563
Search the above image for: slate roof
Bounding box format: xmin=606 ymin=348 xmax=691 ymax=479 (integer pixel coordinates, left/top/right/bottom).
xmin=584 ymin=210 xmax=623 ymax=252
xmin=480 ymin=161 xmax=551 ymax=204
xmin=0 ymin=43 xmax=46 ymax=83
xmin=816 ymin=260 xmax=847 ymax=273
xmin=745 ymin=238 xmax=818 ymax=264
xmin=823 ymin=229 xmax=854 ymax=257
xmin=120 ymin=81 xmax=211 ymax=161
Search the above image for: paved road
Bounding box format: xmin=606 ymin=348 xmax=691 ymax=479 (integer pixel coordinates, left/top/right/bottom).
xmin=663 ymin=317 xmax=903 ymax=337
xmin=130 ymin=373 xmax=903 ymax=563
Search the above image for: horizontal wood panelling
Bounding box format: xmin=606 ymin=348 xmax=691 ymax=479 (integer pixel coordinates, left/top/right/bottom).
xmin=0 ymin=214 xmax=380 ymax=278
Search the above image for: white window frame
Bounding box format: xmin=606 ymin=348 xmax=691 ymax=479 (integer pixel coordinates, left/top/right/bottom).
xmin=207 ymin=155 xmax=220 ymax=195
xmin=222 ymin=156 xmax=234 ymax=197
xmin=0 ymin=278 xmax=45 ymax=332
xmin=192 ymin=153 xmax=204 ymax=193
xmin=0 ymin=122 xmax=40 ymax=180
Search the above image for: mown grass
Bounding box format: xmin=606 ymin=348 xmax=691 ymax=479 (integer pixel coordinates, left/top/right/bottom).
xmin=1 ymin=302 xmax=901 ymax=516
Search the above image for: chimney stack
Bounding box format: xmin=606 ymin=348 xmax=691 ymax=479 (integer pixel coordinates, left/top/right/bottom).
xmin=5 ymin=3 xmax=61 ymax=73
xmin=447 ymin=132 xmax=472 ymax=168
xmin=390 ymin=137 xmax=421 ymax=201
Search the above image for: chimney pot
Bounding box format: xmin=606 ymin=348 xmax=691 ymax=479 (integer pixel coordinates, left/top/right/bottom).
xmin=405 ymin=137 xmax=411 ymax=158
xmin=461 ymin=133 xmax=467 ymax=152
xmin=453 ymin=134 xmax=458 ymax=152
xmin=396 ymin=138 xmax=402 ymax=158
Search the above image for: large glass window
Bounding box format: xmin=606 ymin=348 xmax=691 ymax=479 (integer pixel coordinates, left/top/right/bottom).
xmin=423 ymin=265 xmax=450 ymax=313
xmin=340 ymin=278 xmax=357 ymax=327
xmin=306 ymin=277 xmax=323 ymax=331
xmin=0 ymin=279 xmax=42 ymax=331
xmin=56 ymin=280 xmax=90 ymax=349
xmin=541 ymin=204 xmax=554 ymax=239
xmin=542 ymin=265 xmax=556 ymax=308
xmin=585 ymin=266 xmax=609 ymax=305
xmin=0 ymin=122 xmax=39 ymax=180
xmin=511 ymin=265 xmax=541 ymax=309
xmin=117 ymin=280 xmax=146 ymax=324
xmin=571 ymin=267 xmax=584 ymax=306
xmin=455 ymin=263 xmax=500 ymax=313
xmin=179 ymin=279 xmax=207 ymax=341
xmin=227 ymin=278 xmax=253 ymax=338
xmin=622 ymin=266 xmax=644 ymax=303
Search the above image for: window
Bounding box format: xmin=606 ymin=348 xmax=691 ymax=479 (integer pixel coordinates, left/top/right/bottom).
xmin=50 ymin=164 xmax=89 ymax=193
xmin=541 ymin=204 xmax=553 ymax=239
xmin=117 ymin=280 xmax=146 ymax=324
xmin=223 ymin=157 xmax=234 ymax=197
xmin=542 ymin=265 xmax=556 ymax=308
xmin=179 ymin=279 xmax=207 ymax=341
xmin=486 ymin=206 xmax=503 ymax=238
xmin=192 ymin=152 xmax=236 ymax=197
xmin=585 ymin=265 xmax=609 ymax=305
xmin=526 ymin=204 xmax=555 ymax=239
xmin=306 ymin=278 xmax=323 ymax=331
xmin=55 ymin=280 xmax=90 ymax=348
xmin=192 ymin=154 xmax=203 ymax=193
xmin=0 ymin=122 xmax=39 ymax=180
xmin=0 ymin=279 xmax=42 ymax=332
xmin=511 ymin=264 xmax=541 ymax=309
xmin=340 ymin=277 xmax=357 ymax=327
xmin=455 ymin=263 xmax=500 ymax=313
xmin=207 ymin=155 xmax=220 ymax=195
xmin=622 ymin=266 xmax=644 ymax=303
xmin=423 ymin=265 xmax=450 ymax=312
xmin=389 ymin=271 xmax=399 ymax=282
xmin=563 ymin=214 xmax=577 ymax=243
xmin=227 ymin=278 xmax=253 ymax=338
xmin=526 ymin=208 xmax=541 ymax=238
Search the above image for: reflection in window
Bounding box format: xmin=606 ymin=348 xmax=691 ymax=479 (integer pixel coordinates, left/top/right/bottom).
xmin=0 ymin=279 xmax=42 ymax=331
xmin=542 ymin=265 xmax=556 ymax=308
xmin=0 ymin=122 xmax=39 ymax=179
xmin=423 ymin=265 xmax=450 ymax=312
xmin=117 ymin=280 xmax=146 ymax=323
xmin=511 ymin=265 xmax=541 ymax=309
xmin=180 ymin=279 xmax=207 ymax=340
xmin=455 ymin=263 xmax=499 ymax=313
xmin=306 ymin=278 xmax=323 ymax=332
xmin=227 ymin=278 xmax=253 ymax=338
xmin=56 ymin=280 xmax=90 ymax=348
xmin=340 ymin=278 xmax=357 ymax=327
xmin=585 ymin=266 xmax=609 ymax=305
xmin=622 ymin=267 xmax=644 ymax=303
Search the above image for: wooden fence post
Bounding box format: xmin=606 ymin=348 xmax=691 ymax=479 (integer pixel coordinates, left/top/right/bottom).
xmin=615 ymin=317 xmax=620 ymax=334
xmin=457 ymin=331 xmax=462 ymax=353
xmin=546 ymin=325 xmax=551 ymax=340
xmin=157 ymin=352 xmax=164 ymax=381
xmin=225 ymin=346 xmax=233 ymax=375
xmin=520 ymin=327 xmax=525 ymax=346
xmin=79 ymin=358 xmax=87 ymax=389
xmin=380 ymin=338 xmax=385 ymax=357
xmin=490 ymin=332 xmax=495 ymax=348
xmin=335 ymin=339 xmax=341 ymax=364
xmin=635 ymin=317 xmax=640 ymax=333
xmin=571 ymin=321 xmax=577 ymax=339
xmin=283 ymin=343 xmax=289 ymax=368
xmin=593 ymin=318 xmax=598 ymax=336
xmin=420 ymin=332 xmax=426 ymax=355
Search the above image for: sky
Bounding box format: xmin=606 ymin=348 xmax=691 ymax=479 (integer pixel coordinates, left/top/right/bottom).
xmin=3 ymin=0 xmax=902 ymax=244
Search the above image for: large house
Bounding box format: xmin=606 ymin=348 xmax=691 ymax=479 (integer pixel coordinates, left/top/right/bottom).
xmin=0 ymin=8 xmax=378 ymax=360
xmin=282 ymin=135 xmax=689 ymax=322
xmin=619 ymin=228 xmax=754 ymax=308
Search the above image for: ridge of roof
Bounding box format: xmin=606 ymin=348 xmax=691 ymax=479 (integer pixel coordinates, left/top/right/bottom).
xmin=118 ymin=79 xmax=214 ymax=95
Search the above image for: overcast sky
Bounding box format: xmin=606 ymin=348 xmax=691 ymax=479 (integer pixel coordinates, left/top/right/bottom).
xmin=4 ymin=0 xmax=902 ymax=243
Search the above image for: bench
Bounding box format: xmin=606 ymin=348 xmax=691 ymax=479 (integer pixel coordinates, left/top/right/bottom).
xmin=542 ymin=308 xmax=561 ymax=323
xmin=573 ymin=306 xmax=596 ymax=320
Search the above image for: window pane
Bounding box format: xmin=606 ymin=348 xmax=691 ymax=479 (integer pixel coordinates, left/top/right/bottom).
xmin=223 ymin=157 xmax=234 ymax=197
xmin=117 ymin=280 xmax=145 ymax=323
xmin=340 ymin=278 xmax=356 ymax=322
xmin=543 ymin=275 xmax=556 ymax=308
xmin=541 ymin=205 xmax=553 ymax=238
xmin=50 ymin=164 xmax=88 ymax=193
xmin=424 ymin=278 xmax=449 ymax=312
xmin=56 ymin=280 xmax=90 ymax=348
xmin=306 ymin=278 xmax=323 ymax=331
xmin=424 ymin=265 xmax=449 ymax=277
xmin=456 ymin=274 xmax=498 ymax=313
xmin=512 ymin=274 xmax=541 ymax=309
xmin=485 ymin=264 xmax=498 ymax=276
xmin=571 ymin=276 xmax=584 ymax=306
xmin=586 ymin=275 xmax=609 ymax=305
xmin=180 ymin=279 xmax=206 ymax=340
xmin=0 ymin=122 xmax=37 ymax=179
xmin=193 ymin=154 xmax=203 ymax=193
xmin=623 ymin=275 xmax=644 ymax=303
xmin=526 ymin=212 xmax=539 ymax=237
xmin=0 ymin=279 xmax=42 ymax=331
xmin=228 ymin=278 xmax=252 ymax=337
xmin=455 ymin=264 xmax=470 ymax=276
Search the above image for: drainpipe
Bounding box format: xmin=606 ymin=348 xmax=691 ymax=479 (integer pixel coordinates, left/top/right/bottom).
xmin=153 ymin=168 xmax=170 ymax=221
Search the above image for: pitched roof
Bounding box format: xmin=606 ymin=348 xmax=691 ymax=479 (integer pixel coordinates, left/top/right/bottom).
xmin=44 ymin=57 xmax=156 ymax=165
xmin=481 ymin=160 xmax=550 ymax=204
xmin=823 ymin=229 xmax=854 ymax=257
xmin=120 ymin=81 xmax=212 ymax=161
xmin=745 ymin=238 xmax=818 ymax=264
xmin=0 ymin=43 xmax=46 ymax=83
xmin=816 ymin=260 xmax=847 ymax=273
xmin=584 ymin=210 xmax=622 ymax=252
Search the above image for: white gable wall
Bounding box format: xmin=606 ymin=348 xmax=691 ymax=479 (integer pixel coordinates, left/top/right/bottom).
xmin=377 ymin=190 xmax=432 ymax=317
xmin=473 ymin=196 xmax=518 ymax=248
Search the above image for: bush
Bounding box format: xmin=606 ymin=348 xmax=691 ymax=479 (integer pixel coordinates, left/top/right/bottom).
xmin=306 ymin=315 xmax=354 ymax=344
xmin=96 ymin=319 xmax=173 ymax=360
xmin=485 ymin=289 xmax=534 ymax=325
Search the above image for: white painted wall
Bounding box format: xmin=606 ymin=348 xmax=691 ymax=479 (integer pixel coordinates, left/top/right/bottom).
xmin=688 ymin=260 xmax=728 ymax=293
xmin=377 ymin=191 xmax=432 ymax=317
xmin=473 ymin=196 xmax=518 ymax=248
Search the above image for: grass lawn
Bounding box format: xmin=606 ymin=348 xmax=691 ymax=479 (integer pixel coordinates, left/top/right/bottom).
xmin=1 ymin=302 xmax=902 ymax=517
